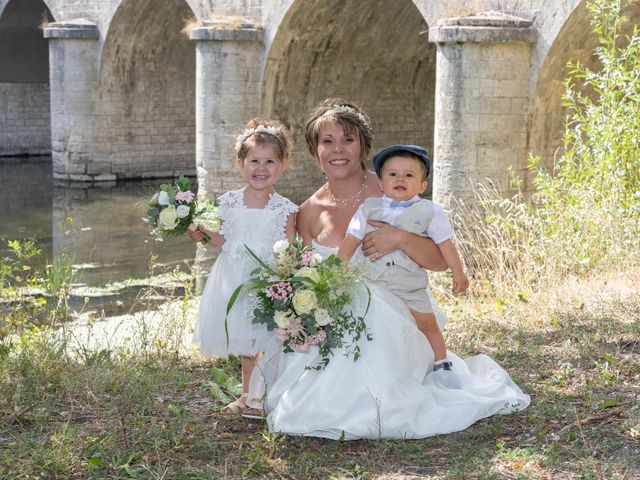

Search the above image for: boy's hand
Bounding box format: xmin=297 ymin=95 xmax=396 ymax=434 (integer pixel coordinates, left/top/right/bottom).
xmin=452 ymin=272 xmax=469 ymax=294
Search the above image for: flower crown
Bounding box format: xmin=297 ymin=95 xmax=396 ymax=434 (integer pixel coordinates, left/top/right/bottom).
xmin=327 ymin=104 xmax=369 ymax=128
xmin=235 ymin=124 xmax=279 ymax=152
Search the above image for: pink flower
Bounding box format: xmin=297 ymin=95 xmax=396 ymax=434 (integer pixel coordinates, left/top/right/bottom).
xmin=176 ymin=190 xmax=195 ymax=202
xmin=300 ymin=251 xmax=315 ymax=267
xmin=287 ymin=318 xmax=304 ymax=337
xmin=265 ymin=281 xmax=294 ymax=301
xmin=308 ymin=330 xmax=327 ymax=346
xmin=274 ymin=328 xmax=289 ymax=341
xmin=292 ymin=341 xmax=310 ymax=353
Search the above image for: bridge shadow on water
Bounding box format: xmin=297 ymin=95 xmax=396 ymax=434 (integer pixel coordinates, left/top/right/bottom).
xmin=0 ymin=156 xmax=209 ymax=316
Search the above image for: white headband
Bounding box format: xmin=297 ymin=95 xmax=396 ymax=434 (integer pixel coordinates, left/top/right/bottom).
xmin=327 ymin=104 xmax=369 ymax=128
xmin=235 ymin=125 xmax=279 ymax=152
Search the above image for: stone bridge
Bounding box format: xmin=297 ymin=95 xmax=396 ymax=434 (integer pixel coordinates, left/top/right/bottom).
xmin=1 ymin=0 xmax=638 ymax=204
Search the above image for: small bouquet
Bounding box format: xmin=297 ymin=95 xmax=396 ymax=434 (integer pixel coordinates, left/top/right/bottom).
xmin=227 ymin=238 xmax=371 ymax=369
xmin=143 ymin=176 xmax=216 ymax=243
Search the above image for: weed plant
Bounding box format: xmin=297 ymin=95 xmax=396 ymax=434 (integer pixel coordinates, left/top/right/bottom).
xmin=451 ymin=0 xmax=640 ymax=302
xmin=0 ymin=0 xmax=639 ymax=478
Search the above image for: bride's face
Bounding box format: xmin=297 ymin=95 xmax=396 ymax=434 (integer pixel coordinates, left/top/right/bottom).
xmin=316 ymin=123 xmax=363 ymax=180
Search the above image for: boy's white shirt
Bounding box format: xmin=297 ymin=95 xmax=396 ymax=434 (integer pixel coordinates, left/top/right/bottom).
xmin=346 ymin=195 xmax=453 ymax=244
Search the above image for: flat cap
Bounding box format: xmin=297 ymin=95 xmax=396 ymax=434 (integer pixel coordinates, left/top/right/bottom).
xmin=372 ymin=144 xmax=430 ymax=177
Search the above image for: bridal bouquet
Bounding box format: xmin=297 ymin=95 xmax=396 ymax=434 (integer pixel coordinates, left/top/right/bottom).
xmin=143 ymin=176 xmax=217 ymax=243
xmin=228 ymin=238 xmax=371 ymax=369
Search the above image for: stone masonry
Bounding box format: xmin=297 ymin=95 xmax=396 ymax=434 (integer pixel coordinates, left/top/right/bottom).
xmin=2 ymin=0 xmax=638 ymax=205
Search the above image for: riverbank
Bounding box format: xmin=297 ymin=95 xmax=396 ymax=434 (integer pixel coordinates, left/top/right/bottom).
xmin=1 ymin=268 xmax=637 ymax=479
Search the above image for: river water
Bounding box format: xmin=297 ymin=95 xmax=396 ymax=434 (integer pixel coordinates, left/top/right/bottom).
xmin=1 ymin=157 xmax=206 ymax=314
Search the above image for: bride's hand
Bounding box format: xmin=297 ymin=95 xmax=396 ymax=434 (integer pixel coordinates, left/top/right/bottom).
xmin=362 ymin=220 xmax=405 ymax=260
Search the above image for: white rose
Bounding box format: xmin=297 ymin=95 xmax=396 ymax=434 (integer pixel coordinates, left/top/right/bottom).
xmin=295 ymin=266 xmax=320 ymax=283
xmin=292 ymin=289 xmax=317 ymax=315
xmin=158 ymin=191 xmax=170 ymax=206
xmin=309 ymin=254 xmax=323 ymax=266
xmin=314 ymin=308 xmax=332 ymax=326
xmin=273 ymin=240 xmax=289 ymax=254
xmin=176 ymin=204 xmax=190 ymax=219
xmin=158 ymin=205 xmax=179 ymax=230
xmin=274 ymin=310 xmax=295 ymax=329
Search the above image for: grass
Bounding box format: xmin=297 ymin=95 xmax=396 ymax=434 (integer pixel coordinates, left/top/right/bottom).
xmin=1 ymin=268 xmax=637 ymax=479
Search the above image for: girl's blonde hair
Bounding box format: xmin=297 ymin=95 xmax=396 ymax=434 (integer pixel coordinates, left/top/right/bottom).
xmin=304 ymin=98 xmax=374 ymax=168
xmin=235 ymin=118 xmax=292 ymax=167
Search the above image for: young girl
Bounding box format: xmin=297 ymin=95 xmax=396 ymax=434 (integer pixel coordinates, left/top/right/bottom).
xmin=188 ymin=118 xmax=297 ymax=416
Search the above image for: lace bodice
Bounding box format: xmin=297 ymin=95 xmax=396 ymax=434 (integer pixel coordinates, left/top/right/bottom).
xmin=218 ymin=188 xmax=298 ymax=260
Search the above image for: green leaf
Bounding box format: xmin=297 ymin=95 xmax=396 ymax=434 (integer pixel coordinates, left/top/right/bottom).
xmin=601 ymin=354 xmax=621 ymax=365
xmin=595 ymin=399 xmax=620 ymax=411
xmin=210 ymin=366 xmax=227 ymax=385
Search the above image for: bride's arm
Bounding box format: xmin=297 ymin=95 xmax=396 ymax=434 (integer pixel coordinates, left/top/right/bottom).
xmin=285 ymin=213 xmax=297 ymax=242
xmin=363 ymin=220 xmax=448 ymax=271
xmin=296 ymin=202 xmax=315 ymax=246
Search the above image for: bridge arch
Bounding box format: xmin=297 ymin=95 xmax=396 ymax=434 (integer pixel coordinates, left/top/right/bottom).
xmin=528 ymin=0 xmax=640 ymax=178
xmin=0 ymin=0 xmax=53 ymax=156
xmin=90 ymin=0 xmax=196 ymax=179
xmin=261 ymin=0 xmax=436 ymax=202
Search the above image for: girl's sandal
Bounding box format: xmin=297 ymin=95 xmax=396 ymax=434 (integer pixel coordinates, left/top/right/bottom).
xmin=221 ymin=395 xmax=248 ymax=414
xmin=241 ymin=407 xmax=266 ymax=420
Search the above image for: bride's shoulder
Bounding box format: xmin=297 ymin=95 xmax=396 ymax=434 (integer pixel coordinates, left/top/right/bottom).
xmin=299 ymin=189 xmax=325 ymax=215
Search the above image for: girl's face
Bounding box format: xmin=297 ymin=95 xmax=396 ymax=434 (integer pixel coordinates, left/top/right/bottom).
xmin=316 ymin=123 xmax=363 ymax=180
xmin=239 ymin=144 xmax=286 ymax=192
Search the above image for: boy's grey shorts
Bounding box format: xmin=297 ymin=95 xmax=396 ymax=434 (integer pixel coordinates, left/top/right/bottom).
xmin=377 ymin=266 xmax=433 ymax=314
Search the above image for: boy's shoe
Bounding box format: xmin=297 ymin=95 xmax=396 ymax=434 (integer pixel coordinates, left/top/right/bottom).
xmin=433 ymin=360 xmax=453 ymax=372
xmin=432 ymin=360 xmax=462 ymax=389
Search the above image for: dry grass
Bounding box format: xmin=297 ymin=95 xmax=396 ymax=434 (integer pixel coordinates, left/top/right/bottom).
xmin=181 ymin=14 xmax=263 ymax=37
xmin=1 ymin=267 xmax=637 ymax=479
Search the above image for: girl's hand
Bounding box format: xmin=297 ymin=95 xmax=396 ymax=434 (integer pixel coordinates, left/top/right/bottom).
xmin=187 ymin=224 xmax=208 ymax=243
xmin=362 ymin=220 xmax=405 ymax=260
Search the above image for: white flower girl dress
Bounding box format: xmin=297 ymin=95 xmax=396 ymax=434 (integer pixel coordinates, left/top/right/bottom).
xmin=193 ymin=188 xmax=297 ymax=357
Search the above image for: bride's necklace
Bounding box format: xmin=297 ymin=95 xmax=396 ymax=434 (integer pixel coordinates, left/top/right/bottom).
xmin=326 ymin=175 xmax=368 ymax=209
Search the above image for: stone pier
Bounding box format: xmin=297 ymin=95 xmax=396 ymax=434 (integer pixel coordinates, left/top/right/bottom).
xmin=2 ymin=0 xmax=633 ymax=203
xmin=189 ymin=18 xmax=264 ymax=201
xmin=429 ymin=12 xmax=536 ymax=206
xmin=44 ymin=19 xmax=103 ymax=181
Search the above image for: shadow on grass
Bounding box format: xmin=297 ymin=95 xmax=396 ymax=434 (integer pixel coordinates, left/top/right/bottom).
xmin=1 ymin=283 xmax=637 ymax=479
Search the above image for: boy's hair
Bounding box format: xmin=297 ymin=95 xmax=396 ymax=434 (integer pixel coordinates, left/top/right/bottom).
xmin=304 ymin=98 xmax=373 ymax=167
xmin=235 ymin=118 xmax=292 ymax=166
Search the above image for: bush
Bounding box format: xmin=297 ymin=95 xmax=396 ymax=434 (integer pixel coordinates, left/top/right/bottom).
xmin=455 ymin=0 xmax=640 ymax=299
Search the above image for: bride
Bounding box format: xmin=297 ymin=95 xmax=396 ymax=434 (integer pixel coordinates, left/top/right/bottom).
xmin=247 ymin=98 xmax=530 ymax=439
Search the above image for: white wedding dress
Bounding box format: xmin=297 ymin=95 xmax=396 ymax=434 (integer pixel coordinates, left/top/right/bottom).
xmin=250 ymin=243 xmax=530 ymax=440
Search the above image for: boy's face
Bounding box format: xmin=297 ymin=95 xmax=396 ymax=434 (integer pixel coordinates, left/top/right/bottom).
xmin=378 ymin=155 xmax=427 ymax=201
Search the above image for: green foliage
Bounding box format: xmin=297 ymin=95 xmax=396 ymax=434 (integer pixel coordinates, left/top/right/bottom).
xmin=1 ymin=239 xmax=77 ymax=337
xmin=456 ymin=0 xmax=640 ymax=297
xmin=1 ymin=240 xmax=45 ymax=337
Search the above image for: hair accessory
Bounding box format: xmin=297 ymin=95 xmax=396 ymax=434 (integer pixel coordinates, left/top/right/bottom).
xmin=327 ymin=104 xmax=369 ymax=128
xmin=235 ymin=125 xmax=279 ymax=152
